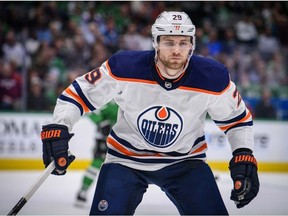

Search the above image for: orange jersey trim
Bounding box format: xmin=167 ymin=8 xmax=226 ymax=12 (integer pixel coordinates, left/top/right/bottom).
xmin=179 ymin=81 xmax=231 ymax=95
xmin=191 ymin=143 xmax=207 ymax=154
xmin=155 ymin=64 xmax=165 ymax=81
xmin=65 ymin=87 xmax=90 ymax=113
xmin=105 ymin=61 xmax=157 ymax=85
xmin=107 ymin=136 xmax=163 ymax=157
xmin=105 ymin=61 xmax=231 ymax=95
xmin=107 ymin=136 xmax=207 ymax=158
xmin=154 ymin=64 xmax=186 ymax=82
xmin=219 ymin=110 xmax=252 ymax=131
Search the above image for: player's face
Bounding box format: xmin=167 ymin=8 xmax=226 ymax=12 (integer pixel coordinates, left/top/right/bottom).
xmin=157 ymin=35 xmax=192 ymax=71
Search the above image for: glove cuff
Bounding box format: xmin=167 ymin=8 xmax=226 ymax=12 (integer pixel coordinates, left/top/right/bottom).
xmin=232 ymin=148 xmax=252 ymax=156
xmin=229 ymin=152 xmax=258 ymax=169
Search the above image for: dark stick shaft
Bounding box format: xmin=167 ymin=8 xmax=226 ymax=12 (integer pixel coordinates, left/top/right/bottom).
xmin=6 ymin=161 xmax=55 ymax=215
xmin=7 ymin=197 xmax=27 ymax=216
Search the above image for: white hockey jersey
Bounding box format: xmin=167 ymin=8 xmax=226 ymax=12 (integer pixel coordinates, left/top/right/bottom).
xmin=53 ymin=50 xmax=254 ymax=171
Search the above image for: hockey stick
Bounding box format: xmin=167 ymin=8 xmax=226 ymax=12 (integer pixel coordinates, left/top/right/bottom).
xmin=7 ymin=160 xmax=56 ymax=216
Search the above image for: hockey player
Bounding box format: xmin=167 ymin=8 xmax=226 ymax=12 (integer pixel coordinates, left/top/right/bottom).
xmin=41 ymin=11 xmax=259 ymax=215
xmin=75 ymin=101 xmax=118 ymax=207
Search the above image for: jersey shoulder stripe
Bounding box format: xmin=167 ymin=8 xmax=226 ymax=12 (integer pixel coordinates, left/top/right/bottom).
xmin=183 ymin=55 xmax=230 ymax=93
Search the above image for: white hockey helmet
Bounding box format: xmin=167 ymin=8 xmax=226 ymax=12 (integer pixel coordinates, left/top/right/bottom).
xmin=151 ymin=11 xmax=196 ymax=56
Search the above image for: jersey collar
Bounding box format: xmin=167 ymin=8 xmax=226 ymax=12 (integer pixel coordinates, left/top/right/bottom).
xmin=150 ymin=51 xmax=191 ymax=91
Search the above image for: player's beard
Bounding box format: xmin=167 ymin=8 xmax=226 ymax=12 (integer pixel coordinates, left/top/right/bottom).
xmin=158 ymin=53 xmax=186 ymax=70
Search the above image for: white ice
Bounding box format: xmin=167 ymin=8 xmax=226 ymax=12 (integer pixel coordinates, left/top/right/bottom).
xmin=1 ymin=171 xmax=288 ymax=215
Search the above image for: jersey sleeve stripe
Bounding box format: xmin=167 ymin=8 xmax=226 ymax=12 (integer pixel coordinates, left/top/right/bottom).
xmin=72 ymin=81 xmax=96 ymax=111
xmin=65 ymin=87 xmax=90 ymax=113
xmin=218 ymin=110 xmax=252 ymax=131
xmin=214 ymin=109 xmax=253 ymax=133
xmin=224 ymin=121 xmax=253 ymax=134
xmin=179 ymin=81 xmax=231 ymax=95
xmin=58 ymin=94 xmax=84 ymax=115
xmin=213 ymin=110 xmax=247 ymax=124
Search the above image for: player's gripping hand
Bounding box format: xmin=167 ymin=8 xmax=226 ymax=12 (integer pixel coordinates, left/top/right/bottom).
xmin=229 ymin=149 xmax=259 ymax=208
xmin=41 ymin=124 xmax=75 ymax=175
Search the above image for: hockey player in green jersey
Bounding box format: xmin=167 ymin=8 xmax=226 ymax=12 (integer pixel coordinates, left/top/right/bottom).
xmin=75 ymin=101 xmax=118 ymax=206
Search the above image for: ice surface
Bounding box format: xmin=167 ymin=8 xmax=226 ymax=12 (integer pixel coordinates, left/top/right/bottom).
xmin=1 ymin=171 xmax=288 ymax=215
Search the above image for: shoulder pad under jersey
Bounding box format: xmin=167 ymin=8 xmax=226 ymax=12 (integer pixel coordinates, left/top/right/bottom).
xmin=184 ymin=55 xmax=230 ymax=93
xmin=107 ymin=50 xmax=155 ymax=81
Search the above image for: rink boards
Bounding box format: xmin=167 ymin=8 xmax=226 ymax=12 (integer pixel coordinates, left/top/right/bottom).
xmin=0 ymin=112 xmax=287 ymax=172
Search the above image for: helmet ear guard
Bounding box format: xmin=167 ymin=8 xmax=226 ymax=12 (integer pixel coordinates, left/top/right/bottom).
xmin=151 ymin=11 xmax=196 ymax=54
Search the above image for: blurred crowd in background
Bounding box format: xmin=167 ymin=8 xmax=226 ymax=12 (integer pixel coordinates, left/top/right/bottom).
xmin=0 ymin=1 xmax=287 ymax=120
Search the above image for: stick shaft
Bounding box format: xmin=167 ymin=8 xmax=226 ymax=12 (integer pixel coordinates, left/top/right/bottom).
xmin=7 ymin=161 xmax=55 ymax=215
